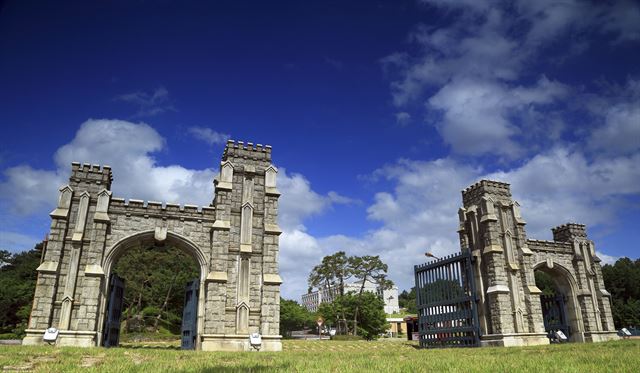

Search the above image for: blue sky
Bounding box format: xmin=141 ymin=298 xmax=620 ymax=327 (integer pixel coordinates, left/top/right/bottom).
xmin=1 ymin=0 xmax=639 ymax=299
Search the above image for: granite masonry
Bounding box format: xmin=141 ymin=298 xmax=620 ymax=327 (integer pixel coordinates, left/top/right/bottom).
xmin=457 ymin=180 xmax=619 ymax=346
xmin=22 ymin=140 xmax=283 ymax=351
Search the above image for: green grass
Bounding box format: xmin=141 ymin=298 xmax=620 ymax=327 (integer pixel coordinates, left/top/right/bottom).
xmin=0 ymin=339 xmax=638 ymax=372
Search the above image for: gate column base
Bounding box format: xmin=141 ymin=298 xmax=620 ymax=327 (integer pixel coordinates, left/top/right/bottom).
xmin=584 ymin=331 xmax=620 ymax=343
xmin=201 ymin=334 xmax=282 ymax=351
xmin=22 ymin=329 xmax=97 ymax=347
xmin=480 ymin=333 xmax=549 ymax=347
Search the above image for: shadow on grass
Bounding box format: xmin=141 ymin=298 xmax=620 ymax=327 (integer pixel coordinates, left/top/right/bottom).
xmin=116 ymin=344 xmax=182 ymax=350
xmin=178 ymin=363 xmax=291 ymax=372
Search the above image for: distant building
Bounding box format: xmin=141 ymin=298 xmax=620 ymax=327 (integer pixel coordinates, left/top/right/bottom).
xmin=301 ymin=279 xmax=400 ymax=314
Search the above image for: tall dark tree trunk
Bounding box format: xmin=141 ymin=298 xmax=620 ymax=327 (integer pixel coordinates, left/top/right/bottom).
xmin=353 ymin=275 xmax=368 ymax=336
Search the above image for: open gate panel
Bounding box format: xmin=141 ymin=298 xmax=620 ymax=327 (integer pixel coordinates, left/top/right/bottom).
xmin=414 ymin=252 xmax=480 ymax=348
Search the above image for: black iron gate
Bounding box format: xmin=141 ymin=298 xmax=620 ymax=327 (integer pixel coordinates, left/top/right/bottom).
xmin=541 ymin=294 xmax=570 ymax=339
xmin=414 ymin=252 xmax=480 ymax=348
xmin=181 ymin=279 xmax=199 ymax=350
xmin=103 ymin=273 xmax=125 ymax=347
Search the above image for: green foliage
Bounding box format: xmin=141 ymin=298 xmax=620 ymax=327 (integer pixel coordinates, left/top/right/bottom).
xmin=602 ymin=257 xmax=640 ymax=328
xmin=279 ymin=298 xmax=315 ymax=338
xmin=398 ymin=288 xmax=417 ymax=314
xmin=112 ymin=245 xmax=199 ymax=335
xmin=318 ymin=292 xmax=388 ymax=340
xmin=309 ymin=252 xmax=393 ymax=336
xmin=535 ymin=271 xmax=557 ymax=297
xmin=0 ymin=244 xmax=42 ymax=336
xmin=308 ymin=251 xmax=351 ymax=296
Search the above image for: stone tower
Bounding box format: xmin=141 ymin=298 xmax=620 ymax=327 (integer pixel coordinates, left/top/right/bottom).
xmin=23 ymin=140 xmax=283 ymax=351
xmin=457 ymin=180 xmax=617 ymax=346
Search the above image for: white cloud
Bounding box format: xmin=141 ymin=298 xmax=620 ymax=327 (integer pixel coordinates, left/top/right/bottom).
xmin=428 ymin=76 xmax=568 ymax=156
xmin=0 ymin=119 xmax=216 ymax=215
xmin=588 ymin=79 xmax=640 ymax=156
xmin=187 ymin=127 xmax=230 ymax=146
xmin=0 ymin=231 xmax=42 ymax=252
xmin=596 ymin=251 xmax=620 ymax=266
xmin=395 ymin=112 xmax=411 ymax=126
xmin=0 ymin=166 xmax=63 ymax=215
xmin=276 ymin=169 xmax=357 ymax=299
xmin=601 ymin=0 xmax=640 ymax=43
xmin=114 ymin=87 xmax=176 ymax=117
xmin=383 ymin=0 xmax=640 ymax=158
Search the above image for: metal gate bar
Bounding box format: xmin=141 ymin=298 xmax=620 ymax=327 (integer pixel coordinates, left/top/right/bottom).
xmin=414 ymin=252 xmax=480 ymax=348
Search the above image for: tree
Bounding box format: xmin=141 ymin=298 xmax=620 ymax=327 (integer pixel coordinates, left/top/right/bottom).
xmin=398 ymin=288 xmax=417 ymax=314
xmin=0 ymin=243 xmax=42 ymax=337
xmin=349 ymin=255 xmax=392 ymax=335
xmin=112 ymin=244 xmax=199 ymax=334
xmin=279 ymin=298 xmax=314 ymax=338
xmin=308 ymin=251 xmax=351 ymax=334
xmin=308 ymin=251 xmax=351 ymax=296
xmin=318 ymin=292 xmax=388 ymax=340
xmin=602 ymin=257 xmax=640 ymax=328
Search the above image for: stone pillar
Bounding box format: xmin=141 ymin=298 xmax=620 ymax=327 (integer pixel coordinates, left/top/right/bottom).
xmin=461 ymin=180 xmax=548 ymax=347
xmin=24 ymin=164 xmax=113 ymax=347
xmin=201 ymin=140 xmax=282 ymax=352
xmin=552 ymin=223 xmax=619 ymax=342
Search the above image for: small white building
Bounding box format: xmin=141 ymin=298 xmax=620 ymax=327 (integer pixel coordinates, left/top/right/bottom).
xmin=301 ymin=279 xmax=399 ymax=314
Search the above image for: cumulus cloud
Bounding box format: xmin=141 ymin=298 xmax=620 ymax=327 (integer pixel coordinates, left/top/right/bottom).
xmin=114 ymin=87 xmax=176 ymax=117
xmin=0 ymin=231 xmax=43 ymax=252
xmin=428 ymin=76 xmax=568 ymax=156
xmin=384 ymin=0 xmax=639 ymax=158
xmin=276 ymin=169 xmax=357 ymax=298
xmin=187 ymin=127 xmax=230 ymax=146
xmin=588 ymin=79 xmax=640 ymax=156
xmin=395 ymin=112 xmax=411 ymax=126
xmin=0 ymin=119 xmax=216 ymax=218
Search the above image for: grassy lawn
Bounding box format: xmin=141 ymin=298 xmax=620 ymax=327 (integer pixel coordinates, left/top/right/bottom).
xmin=1 ymin=338 xmax=638 ymax=372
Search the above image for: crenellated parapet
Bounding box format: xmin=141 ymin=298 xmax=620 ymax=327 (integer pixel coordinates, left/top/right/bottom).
xmin=552 ymin=223 xmax=588 ymax=242
xmin=69 ymin=162 xmax=113 ymax=194
xmin=222 ymin=139 xmax=272 ymax=164
xmin=526 ymin=239 xmax=573 ymax=253
xmin=462 ymin=180 xmax=512 ymax=207
xmin=108 ymin=198 xmax=216 ymax=222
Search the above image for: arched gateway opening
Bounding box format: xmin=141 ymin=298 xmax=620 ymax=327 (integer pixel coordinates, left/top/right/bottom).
xmin=534 ymin=263 xmax=583 ymax=343
xmin=98 ymin=231 xmax=208 ymax=349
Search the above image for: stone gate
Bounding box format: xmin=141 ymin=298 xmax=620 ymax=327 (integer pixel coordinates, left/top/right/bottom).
xmin=457 ymin=180 xmax=618 ymax=346
xmin=23 ymin=140 xmax=283 ymax=351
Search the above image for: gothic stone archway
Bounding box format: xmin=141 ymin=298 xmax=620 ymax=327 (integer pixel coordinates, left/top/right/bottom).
xmin=99 ymin=230 xmax=208 ymax=349
xmin=457 ymin=180 xmax=618 ymax=347
xmin=23 ymin=140 xmax=284 ymax=351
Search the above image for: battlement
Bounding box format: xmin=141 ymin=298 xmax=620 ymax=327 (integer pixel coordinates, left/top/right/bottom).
xmin=222 ymin=140 xmax=272 ymax=163
xmin=552 ymin=223 xmax=587 ymax=242
xmin=109 ymin=197 xmax=216 ymax=220
xmin=69 ymin=162 xmax=113 ymax=191
xmin=462 ymin=180 xmax=512 ymax=207
xmin=527 ymin=239 xmax=573 ymax=253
